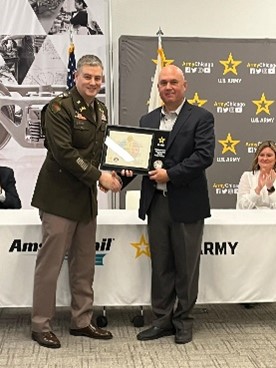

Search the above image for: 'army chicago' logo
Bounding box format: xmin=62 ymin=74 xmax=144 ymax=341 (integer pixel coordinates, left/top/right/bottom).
xmin=214 ymin=101 xmax=245 ymax=114
xmin=213 ymin=182 xmax=239 ymax=195
xmin=247 ymin=62 xmax=276 ymax=75
xmin=182 ymin=60 xmax=214 ymax=74
xmin=245 ymin=141 xmax=264 ymax=154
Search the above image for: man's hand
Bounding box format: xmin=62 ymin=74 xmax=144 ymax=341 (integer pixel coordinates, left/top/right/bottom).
xmin=121 ymin=169 xmax=134 ymax=177
xmin=98 ymin=171 xmax=122 ymax=193
xmin=148 ymin=168 xmax=169 ymax=184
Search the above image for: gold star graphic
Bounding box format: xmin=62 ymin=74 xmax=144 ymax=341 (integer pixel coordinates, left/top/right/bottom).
xmin=188 ymin=92 xmax=207 ymax=107
xmin=218 ymin=133 xmax=240 ymax=155
xmin=158 ymin=136 xmax=166 ymax=144
xmin=219 ymin=53 xmax=242 ymax=76
xmin=252 ymin=93 xmax=274 ymax=115
xmin=152 ymin=48 xmax=174 ymax=67
xmin=131 ymin=234 xmax=151 ymax=258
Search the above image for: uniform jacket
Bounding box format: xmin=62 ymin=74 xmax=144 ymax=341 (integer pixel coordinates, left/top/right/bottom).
xmin=0 ymin=166 xmax=21 ymax=209
xmin=139 ymin=101 xmax=215 ymax=223
xmin=31 ymin=87 xmax=108 ymax=222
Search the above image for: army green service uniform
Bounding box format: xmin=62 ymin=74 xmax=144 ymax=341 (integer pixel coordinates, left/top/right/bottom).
xmin=31 ymin=86 xmax=108 ymax=332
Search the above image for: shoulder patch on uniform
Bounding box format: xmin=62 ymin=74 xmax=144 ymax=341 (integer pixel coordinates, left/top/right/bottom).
xmin=51 ymin=101 xmax=62 ymax=113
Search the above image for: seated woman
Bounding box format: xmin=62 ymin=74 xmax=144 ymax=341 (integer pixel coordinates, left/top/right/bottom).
xmin=0 ymin=166 xmax=21 ymax=209
xmin=236 ymin=140 xmax=276 ymax=308
xmin=236 ymin=140 xmax=276 ymax=209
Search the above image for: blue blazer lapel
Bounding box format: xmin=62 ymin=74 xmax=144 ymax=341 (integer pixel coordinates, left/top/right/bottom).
xmin=166 ymin=101 xmax=192 ymax=151
xmin=144 ymin=108 xmax=162 ymax=129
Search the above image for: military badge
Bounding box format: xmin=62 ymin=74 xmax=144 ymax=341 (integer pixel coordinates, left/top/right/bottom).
xmin=75 ymin=112 xmax=87 ymax=120
xmin=98 ymin=106 xmax=107 ymax=122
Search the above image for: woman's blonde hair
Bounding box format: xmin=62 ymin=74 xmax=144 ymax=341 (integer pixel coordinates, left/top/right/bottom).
xmin=252 ymin=140 xmax=276 ymax=173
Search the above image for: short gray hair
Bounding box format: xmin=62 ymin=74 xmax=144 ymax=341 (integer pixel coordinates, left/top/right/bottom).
xmin=77 ymin=55 xmax=103 ymax=70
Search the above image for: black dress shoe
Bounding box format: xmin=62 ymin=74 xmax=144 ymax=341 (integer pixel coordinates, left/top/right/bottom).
xmin=70 ymin=322 xmax=113 ymax=340
xmin=31 ymin=331 xmax=61 ymax=349
xmin=175 ymin=329 xmax=192 ymax=344
xmin=137 ymin=326 xmax=174 ymax=341
xmin=240 ymin=303 xmax=257 ymax=309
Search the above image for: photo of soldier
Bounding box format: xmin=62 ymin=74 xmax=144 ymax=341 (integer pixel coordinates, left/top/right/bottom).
xmin=0 ymin=35 xmax=36 ymax=84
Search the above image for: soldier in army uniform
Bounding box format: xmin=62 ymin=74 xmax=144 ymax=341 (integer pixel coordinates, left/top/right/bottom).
xmin=31 ymin=55 xmax=121 ymax=349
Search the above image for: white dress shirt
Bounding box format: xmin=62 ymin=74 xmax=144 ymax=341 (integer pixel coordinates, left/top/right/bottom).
xmin=0 ymin=187 xmax=6 ymax=203
xmin=236 ymin=171 xmax=276 ymax=209
xmin=156 ymin=99 xmax=185 ymax=192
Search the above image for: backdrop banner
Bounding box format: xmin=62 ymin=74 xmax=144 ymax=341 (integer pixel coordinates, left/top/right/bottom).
xmin=119 ymin=36 xmax=276 ymax=208
xmin=0 ymin=0 xmax=109 ymax=209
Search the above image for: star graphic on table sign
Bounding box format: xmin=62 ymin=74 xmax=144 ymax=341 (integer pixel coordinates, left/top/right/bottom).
xmin=131 ymin=234 xmax=151 ymax=258
xmin=218 ymin=133 xmax=240 ymax=155
xmin=219 ymin=53 xmax=242 ymax=76
xmin=252 ymin=93 xmax=274 ymax=115
xmin=188 ymin=92 xmax=207 ymax=107
xmin=158 ymin=136 xmax=166 ymax=144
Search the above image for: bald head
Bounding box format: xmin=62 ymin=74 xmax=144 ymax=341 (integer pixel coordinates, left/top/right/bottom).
xmin=157 ymin=65 xmax=187 ymax=111
xmin=158 ymin=65 xmax=185 ymax=83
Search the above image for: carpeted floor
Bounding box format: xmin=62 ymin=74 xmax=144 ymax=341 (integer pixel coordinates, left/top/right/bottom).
xmin=0 ymin=303 xmax=276 ymax=368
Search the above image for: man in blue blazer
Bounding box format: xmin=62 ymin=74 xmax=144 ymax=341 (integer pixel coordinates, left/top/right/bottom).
xmin=136 ymin=65 xmax=215 ymax=344
xmin=0 ymin=166 xmax=21 ymax=209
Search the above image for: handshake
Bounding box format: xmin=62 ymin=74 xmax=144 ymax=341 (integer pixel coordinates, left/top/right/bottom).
xmin=98 ymin=171 xmax=123 ymax=193
xmin=98 ymin=169 xmax=134 ymax=193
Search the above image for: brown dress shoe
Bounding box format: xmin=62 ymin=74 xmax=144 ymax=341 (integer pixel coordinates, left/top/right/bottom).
xmin=69 ymin=322 xmax=113 ymax=340
xmin=31 ymin=331 xmax=61 ymax=349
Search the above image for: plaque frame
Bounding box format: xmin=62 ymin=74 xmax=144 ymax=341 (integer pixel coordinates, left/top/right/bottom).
xmin=101 ymin=125 xmax=169 ymax=174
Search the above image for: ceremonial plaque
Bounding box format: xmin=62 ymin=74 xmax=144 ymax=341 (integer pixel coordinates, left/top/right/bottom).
xmin=101 ymin=125 xmax=169 ymax=174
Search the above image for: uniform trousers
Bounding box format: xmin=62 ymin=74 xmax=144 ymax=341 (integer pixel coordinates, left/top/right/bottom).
xmin=148 ymin=191 xmax=204 ymax=332
xmin=32 ymin=211 xmax=96 ymax=332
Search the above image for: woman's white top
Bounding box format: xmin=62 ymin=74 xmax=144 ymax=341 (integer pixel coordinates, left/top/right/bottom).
xmin=236 ymin=171 xmax=276 ymax=209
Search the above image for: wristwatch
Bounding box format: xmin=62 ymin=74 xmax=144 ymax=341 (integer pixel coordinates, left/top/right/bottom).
xmin=267 ymin=185 xmax=275 ymax=193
